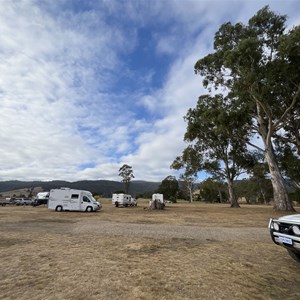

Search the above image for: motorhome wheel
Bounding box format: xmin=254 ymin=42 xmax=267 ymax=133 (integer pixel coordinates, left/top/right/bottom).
xmin=56 ymin=206 xmax=63 ymax=212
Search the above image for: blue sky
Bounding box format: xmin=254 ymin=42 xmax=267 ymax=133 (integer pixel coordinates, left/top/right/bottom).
xmin=0 ymin=0 xmax=299 ymax=182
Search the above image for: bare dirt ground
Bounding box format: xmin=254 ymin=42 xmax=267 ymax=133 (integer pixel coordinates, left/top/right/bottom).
xmin=0 ymin=200 xmax=300 ymax=300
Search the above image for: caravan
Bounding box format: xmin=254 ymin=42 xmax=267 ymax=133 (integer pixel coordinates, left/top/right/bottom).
xmin=48 ymin=188 xmax=101 ymax=212
xmin=152 ymin=193 xmax=164 ymax=203
xmin=112 ymin=193 xmax=137 ymax=207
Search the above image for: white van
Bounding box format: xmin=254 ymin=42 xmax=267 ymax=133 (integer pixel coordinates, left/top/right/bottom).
xmin=48 ymin=188 xmax=102 ymax=212
xmin=112 ymin=193 xmax=137 ymax=207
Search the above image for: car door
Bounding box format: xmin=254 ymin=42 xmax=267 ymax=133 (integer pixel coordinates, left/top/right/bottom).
xmin=81 ymin=195 xmax=91 ymax=211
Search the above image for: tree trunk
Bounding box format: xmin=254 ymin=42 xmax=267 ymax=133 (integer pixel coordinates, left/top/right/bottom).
xmin=227 ymin=179 xmax=240 ymax=208
xmin=189 ymin=188 xmax=193 ymax=203
xmin=255 ymin=102 xmax=295 ymax=211
xmin=218 ymin=189 xmax=223 ymax=203
xmin=125 ymin=182 xmax=129 ymax=194
xmin=265 ymin=147 xmax=295 ymax=211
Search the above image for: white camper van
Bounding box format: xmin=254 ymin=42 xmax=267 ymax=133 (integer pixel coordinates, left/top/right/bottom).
xmin=112 ymin=193 xmax=137 ymax=207
xmin=48 ymin=188 xmax=102 ymax=212
xmin=152 ymin=193 xmax=164 ymax=203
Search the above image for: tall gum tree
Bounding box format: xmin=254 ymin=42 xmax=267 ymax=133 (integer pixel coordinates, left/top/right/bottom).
xmin=118 ymin=164 xmax=135 ymax=194
xmin=194 ymin=6 xmax=298 ymax=211
xmin=177 ymin=94 xmax=255 ymax=208
xmin=276 ymin=26 xmax=300 ymax=155
xmin=171 ymin=146 xmax=200 ymax=203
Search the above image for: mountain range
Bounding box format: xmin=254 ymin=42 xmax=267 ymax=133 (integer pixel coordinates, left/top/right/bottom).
xmin=0 ymin=180 xmax=161 ymax=198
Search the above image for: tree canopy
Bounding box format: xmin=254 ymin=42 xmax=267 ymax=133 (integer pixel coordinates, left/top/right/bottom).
xmin=175 ymin=93 xmax=256 ymax=207
xmin=157 ymin=175 xmax=179 ymax=201
xmin=193 ymin=6 xmax=299 ymax=211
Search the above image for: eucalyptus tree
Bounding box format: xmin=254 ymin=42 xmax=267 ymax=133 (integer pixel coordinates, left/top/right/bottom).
xmin=200 ymin=178 xmax=227 ymax=203
xmin=171 ymin=146 xmax=200 ymax=202
xmin=179 ymin=93 xmax=255 ymax=208
xmin=157 ymin=175 xmax=179 ymax=200
xmin=194 ymin=6 xmax=298 ymax=211
xmin=276 ymin=26 xmax=300 ymax=155
xmin=118 ymin=164 xmax=135 ymax=194
xmin=233 ymin=150 xmax=272 ymax=203
xmin=178 ymin=173 xmax=197 ymax=202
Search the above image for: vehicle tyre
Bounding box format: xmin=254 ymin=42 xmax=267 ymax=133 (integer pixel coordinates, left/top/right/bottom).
xmin=115 ymin=202 xmax=119 ymax=207
xmin=86 ymin=206 xmax=93 ymax=212
xmin=125 ymin=203 xmax=128 ymax=207
xmin=55 ymin=206 xmax=63 ymax=212
xmin=287 ymin=250 xmax=300 ymax=263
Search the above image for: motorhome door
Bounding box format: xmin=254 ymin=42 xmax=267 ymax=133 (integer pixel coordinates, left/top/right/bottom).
xmin=70 ymin=193 xmax=80 ymax=210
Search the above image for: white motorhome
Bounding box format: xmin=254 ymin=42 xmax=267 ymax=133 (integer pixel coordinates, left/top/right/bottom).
xmin=112 ymin=193 xmax=137 ymax=207
xmin=48 ymin=188 xmax=102 ymax=212
xmin=152 ymin=193 xmax=164 ymax=203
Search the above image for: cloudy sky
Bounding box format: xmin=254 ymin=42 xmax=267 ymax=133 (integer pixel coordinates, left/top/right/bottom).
xmin=0 ymin=0 xmax=299 ymax=182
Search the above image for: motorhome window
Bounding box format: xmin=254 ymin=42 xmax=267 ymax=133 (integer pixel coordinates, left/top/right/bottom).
xmin=71 ymin=194 xmax=79 ymax=199
xmin=83 ymin=196 xmax=90 ymax=202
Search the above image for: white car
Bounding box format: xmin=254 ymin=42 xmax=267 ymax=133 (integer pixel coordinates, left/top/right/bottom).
xmin=269 ymin=214 xmax=300 ymax=263
xmin=15 ymin=198 xmax=33 ymax=205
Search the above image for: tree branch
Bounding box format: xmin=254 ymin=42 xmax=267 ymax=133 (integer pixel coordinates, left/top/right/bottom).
xmin=273 ymin=83 xmax=300 ymax=131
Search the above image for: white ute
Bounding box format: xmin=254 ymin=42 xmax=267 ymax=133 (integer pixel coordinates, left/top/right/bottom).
xmin=48 ymin=188 xmax=102 ymax=212
xmin=112 ymin=193 xmax=137 ymax=207
xmin=269 ymin=214 xmax=300 ymax=263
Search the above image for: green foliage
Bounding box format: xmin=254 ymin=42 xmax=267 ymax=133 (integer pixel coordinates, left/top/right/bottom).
xmin=93 ymin=194 xmax=101 ymax=200
xmin=235 ymin=178 xmax=272 ymax=204
xmin=289 ymin=190 xmax=300 ymax=204
xmin=171 ymin=146 xmax=202 ymax=176
xmin=141 ymin=191 xmax=153 ymax=199
xmin=200 ymin=178 xmax=228 ymax=203
xmin=193 ymin=6 xmax=299 ymax=210
xmin=176 ymin=189 xmax=188 ymax=201
xmin=168 ymin=196 xmax=177 ymax=203
xmin=157 ymin=175 xmax=179 ymax=200
xmin=275 ymin=142 xmax=300 ymax=186
xmin=171 ymin=146 xmax=201 ymax=202
xmin=182 ymin=93 xmax=255 ymax=207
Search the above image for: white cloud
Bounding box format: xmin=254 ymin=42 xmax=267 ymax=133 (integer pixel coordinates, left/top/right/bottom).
xmin=0 ymin=0 xmax=298 ymax=182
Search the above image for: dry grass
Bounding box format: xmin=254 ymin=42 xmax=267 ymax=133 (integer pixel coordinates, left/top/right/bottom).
xmin=0 ymin=200 xmax=300 ymax=300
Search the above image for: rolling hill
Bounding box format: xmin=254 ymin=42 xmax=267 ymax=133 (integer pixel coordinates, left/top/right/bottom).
xmin=0 ymin=180 xmax=160 ymax=198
